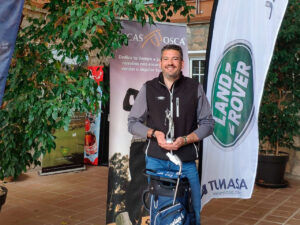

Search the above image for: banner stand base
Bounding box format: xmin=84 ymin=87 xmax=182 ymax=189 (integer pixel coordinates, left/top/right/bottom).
xmin=39 ymin=165 xmax=86 ymax=176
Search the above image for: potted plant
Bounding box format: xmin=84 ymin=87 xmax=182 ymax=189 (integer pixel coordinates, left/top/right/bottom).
xmin=0 ymin=185 xmax=8 ymax=211
xmin=256 ymin=0 xmax=300 ymax=188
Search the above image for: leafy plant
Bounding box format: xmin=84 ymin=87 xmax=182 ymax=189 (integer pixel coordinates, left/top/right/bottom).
xmin=259 ymin=0 xmax=300 ymax=155
xmin=0 ymin=0 xmax=194 ymax=180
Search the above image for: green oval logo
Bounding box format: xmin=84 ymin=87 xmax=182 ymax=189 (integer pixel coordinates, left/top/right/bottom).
xmin=211 ymin=41 xmax=254 ymax=148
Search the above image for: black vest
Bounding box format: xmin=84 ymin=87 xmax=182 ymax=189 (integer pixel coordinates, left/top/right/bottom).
xmin=145 ymin=73 xmax=199 ymax=162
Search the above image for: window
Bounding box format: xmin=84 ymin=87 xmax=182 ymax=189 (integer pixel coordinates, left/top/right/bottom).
xmin=189 ymin=57 xmax=206 ymax=84
xmin=144 ymin=0 xmax=172 ymax=4
xmin=144 ymin=0 xmax=154 ymax=4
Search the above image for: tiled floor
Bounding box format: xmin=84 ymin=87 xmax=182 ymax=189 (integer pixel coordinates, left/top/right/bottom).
xmin=0 ymin=165 xmax=299 ymax=225
xmin=0 ymin=166 xmax=108 ymax=225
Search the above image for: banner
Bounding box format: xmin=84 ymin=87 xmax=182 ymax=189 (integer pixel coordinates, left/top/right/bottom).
xmin=41 ymin=113 xmax=86 ymax=175
xmin=0 ymin=0 xmax=24 ymax=105
xmin=84 ymin=66 xmax=104 ymax=165
xmin=107 ymin=20 xmax=188 ymax=225
xmin=201 ymin=0 xmax=288 ymax=207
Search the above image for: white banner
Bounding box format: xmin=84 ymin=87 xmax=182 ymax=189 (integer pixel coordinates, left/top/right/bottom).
xmin=202 ymin=0 xmax=288 ymax=207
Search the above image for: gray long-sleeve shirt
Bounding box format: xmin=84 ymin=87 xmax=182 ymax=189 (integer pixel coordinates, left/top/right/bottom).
xmin=128 ymin=83 xmax=215 ymax=140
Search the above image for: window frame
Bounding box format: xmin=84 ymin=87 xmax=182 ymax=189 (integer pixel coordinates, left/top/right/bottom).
xmin=188 ymin=54 xmax=206 ymax=84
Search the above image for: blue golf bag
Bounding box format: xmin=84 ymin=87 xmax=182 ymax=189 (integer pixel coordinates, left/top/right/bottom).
xmin=143 ymin=166 xmax=195 ymax=225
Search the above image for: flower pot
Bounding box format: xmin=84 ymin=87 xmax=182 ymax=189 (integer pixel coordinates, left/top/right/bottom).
xmin=0 ymin=186 xmax=8 ymax=211
xmin=255 ymin=152 xmax=289 ymax=188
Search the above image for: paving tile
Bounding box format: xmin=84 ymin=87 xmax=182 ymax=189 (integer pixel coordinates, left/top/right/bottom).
xmin=51 ymin=208 xmax=78 ymax=218
xmin=285 ymin=198 xmax=300 ymax=207
xmin=0 ymin=206 xmax=37 ymax=224
xmin=292 ymin=209 xmax=300 ymax=219
xmin=222 ymin=207 xmax=245 ymax=216
xmin=201 ymin=217 xmax=228 ymax=225
xmin=69 ymin=211 xmax=98 ymax=222
xmin=276 ymin=205 xmax=299 ymax=213
xmin=255 ymin=202 xmax=278 ymax=209
xmin=283 ymin=202 xmax=300 ymax=209
xmin=264 ymin=215 xmax=288 ymax=224
xmin=269 ymin=209 xmax=295 ymax=218
xmin=43 ymin=214 xmax=79 ymax=225
xmin=241 ymin=207 xmax=271 ymax=219
xmin=261 ymin=198 xmax=287 ymax=205
xmin=227 ymin=222 xmax=245 ymax=225
xmin=214 ymin=211 xmax=238 ymax=221
xmin=85 ymin=215 xmax=106 ymax=225
xmin=77 ymin=221 xmax=95 ymax=225
xmin=202 ymin=204 xmax=224 ymax=216
xmin=231 ymin=216 xmax=259 ymax=225
xmin=63 ymin=190 xmax=87 ymax=197
xmin=256 ymin=221 xmax=282 ymax=225
xmin=67 ymin=202 xmax=96 ymax=212
xmin=14 ymin=219 xmax=53 ymax=225
xmin=285 ymin=218 xmax=300 ymax=225
xmin=229 ymin=202 xmax=253 ymax=211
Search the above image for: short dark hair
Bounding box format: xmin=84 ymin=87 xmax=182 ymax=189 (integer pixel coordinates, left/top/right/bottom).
xmin=161 ymin=44 xmax=183 ymax=60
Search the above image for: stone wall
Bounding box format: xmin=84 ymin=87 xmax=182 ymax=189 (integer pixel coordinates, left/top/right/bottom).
xmin=187 ymin=23 xmax=210 ymax=51
xmin=287 ymin=136 xmax=300 ymax=178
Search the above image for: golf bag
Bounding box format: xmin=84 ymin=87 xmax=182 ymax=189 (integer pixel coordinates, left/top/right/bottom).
xmin=143 ymin=153 xmax=195 ymax=225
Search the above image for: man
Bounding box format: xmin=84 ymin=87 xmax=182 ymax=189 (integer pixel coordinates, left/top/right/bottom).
xmin=128 ymin=44 xmax=214 ymax=225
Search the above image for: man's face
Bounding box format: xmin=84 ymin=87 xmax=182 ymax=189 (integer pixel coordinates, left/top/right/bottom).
xmin=160 ymin=49 xmax=184 ymax=79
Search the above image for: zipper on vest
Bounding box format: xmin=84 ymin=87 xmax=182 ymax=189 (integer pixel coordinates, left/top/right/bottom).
xmin=159 ymin=80 xmax=175 ymax=124
xmin=145 ymin=139 xmax=151 ymax=156
xmin=169 ymin=86 xmax=174 ymax=155
xmin=176 ymin=97 xmax=179 ymax=118
xmin=159 ymin=81 xmax=176 ymax=116
xmin=159 ymin=81 xmax=175 ymax=111
xmin=193 ymin=143 xmax=199 ymax=158
xmin=169 ymin=88 xmax=174 ymax=119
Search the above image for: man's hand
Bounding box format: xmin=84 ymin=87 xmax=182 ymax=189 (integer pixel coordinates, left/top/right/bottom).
xmin=148 ymin=129 xmax=199 ymax=151
xmin=155 ymin=130 xmax=168 ymax=147
xmin=157 ymin=132 xmax=184 ymax=151
xmin=162 ymin=133 xmax=199 ymax=151
xmin=151 ymin=130 xmax=173 ymax=151
xmin=171 ymin=137 xmax=185 ymax=150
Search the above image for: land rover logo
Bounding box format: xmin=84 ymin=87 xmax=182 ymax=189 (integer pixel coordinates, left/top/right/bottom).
xmin=211 ymin=41 xmax=255 ymax=149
